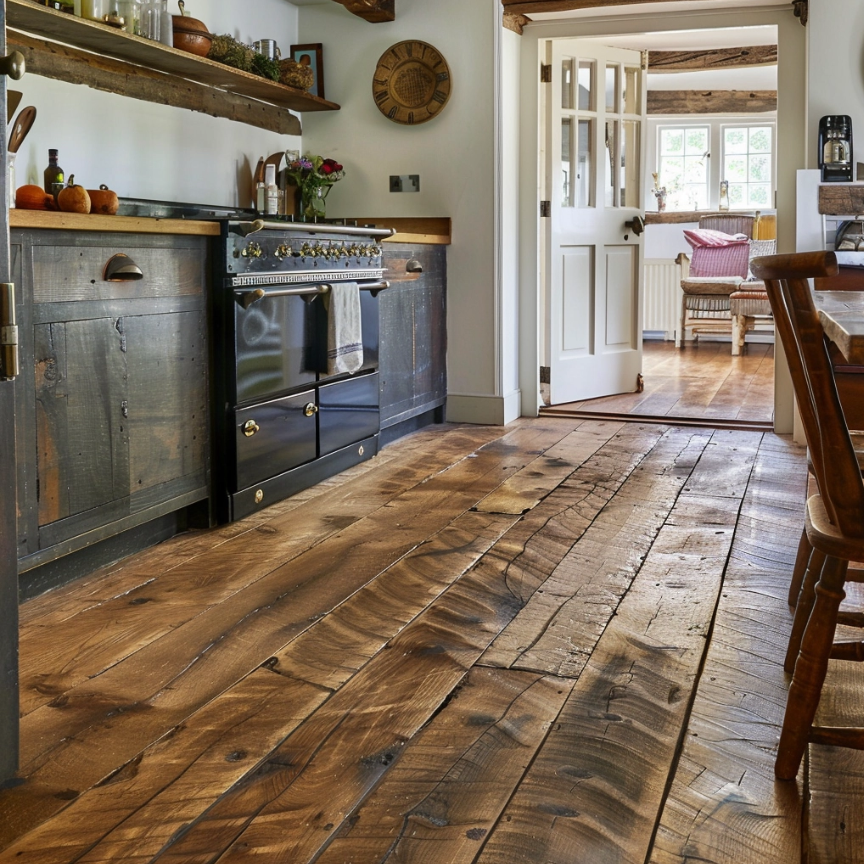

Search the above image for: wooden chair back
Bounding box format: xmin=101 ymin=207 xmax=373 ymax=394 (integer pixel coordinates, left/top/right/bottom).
xmin=699 ymin=214 xmax=756 ymax=239
xmin=751 ymin=250 xmax=864 ymax=538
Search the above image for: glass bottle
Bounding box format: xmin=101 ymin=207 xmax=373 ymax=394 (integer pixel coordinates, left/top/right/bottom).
xmin=81 ymin=0 xmax=107 ymax=21
xmin=264 ymin=164 xmax=278 ymax=216
xmin=719 ymin=179 xmax=729 ymax=211
xmin=44 ymin=150 xmax=65 ymax=200
xmin=118 ymin=0 xmax=141 ymax=35
xmin=140 ymin=0 xmax=161 ymax=40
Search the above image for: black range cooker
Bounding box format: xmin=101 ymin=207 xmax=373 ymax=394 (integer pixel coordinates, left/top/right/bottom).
xmin=212 ymin=218 xmax=396 ymax=522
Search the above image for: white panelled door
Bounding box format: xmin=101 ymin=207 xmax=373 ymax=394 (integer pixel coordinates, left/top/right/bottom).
xmin=546 ymin=40 xmax=647 ymax=405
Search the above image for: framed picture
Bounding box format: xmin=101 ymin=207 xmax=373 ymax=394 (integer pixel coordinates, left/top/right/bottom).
xmin=290 ymin=44 xmax=325 ymax=100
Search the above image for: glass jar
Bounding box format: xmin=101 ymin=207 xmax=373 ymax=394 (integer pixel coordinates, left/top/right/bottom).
xmin=80 ymin=0 xmax=107 ymax=21
xmin=140 ymin=0 xmax=165 ymax=40
xmin=118 ymin=0 xmax=140 ymax=34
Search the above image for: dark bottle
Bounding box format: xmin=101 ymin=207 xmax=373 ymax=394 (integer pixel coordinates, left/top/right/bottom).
xmin=44 ymin=149 xmax=64 ymax=198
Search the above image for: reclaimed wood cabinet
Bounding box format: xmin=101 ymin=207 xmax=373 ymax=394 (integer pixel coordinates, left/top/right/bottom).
xmin=379 ymin=243 xmax=447 ymax=441
xmin=13 ymin=229 xmax=210 ymax=580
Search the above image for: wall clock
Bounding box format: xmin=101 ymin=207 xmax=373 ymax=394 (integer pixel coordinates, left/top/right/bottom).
xmin=372 ymin=40 xmax=452 ymax=125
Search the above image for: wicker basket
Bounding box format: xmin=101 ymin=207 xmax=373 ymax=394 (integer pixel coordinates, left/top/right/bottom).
xmin=280 ymin=58 xmax=315 ymax=91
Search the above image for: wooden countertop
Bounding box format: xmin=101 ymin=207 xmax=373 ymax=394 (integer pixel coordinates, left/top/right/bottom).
xmin=10 ymin=209 xmax=222 ymax=235
xmin=10 ymin=211 xmax=452 ymax=244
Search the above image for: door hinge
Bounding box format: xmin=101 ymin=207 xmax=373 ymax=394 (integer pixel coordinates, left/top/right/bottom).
xmin=0 ymin=283 xmax=19 ymax=382
xmin=540 ymin=64 xmax=552 ymax=83
xmin=540 ymin=200 xmax=551 ymax=218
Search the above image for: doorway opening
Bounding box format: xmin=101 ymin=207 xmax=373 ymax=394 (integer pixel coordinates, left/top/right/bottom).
xmin=534 ymin=22 xmax=782 ymax=431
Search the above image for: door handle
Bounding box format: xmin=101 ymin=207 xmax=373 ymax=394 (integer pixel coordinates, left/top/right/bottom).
xmin=624 ymin=215 xmax=645 ymax=237
xmin=0 ymin=51 xmax=25 ymax=80
xmin=0 ymin=283 xmax=19 ymax=381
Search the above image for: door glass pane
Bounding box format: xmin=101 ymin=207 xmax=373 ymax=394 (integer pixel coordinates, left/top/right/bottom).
xmin=604 ymin=120 xmax=618 ymax=207
xmin=561 ymin=58 xmax=574 ymax=110
xmin=620 ymin=120 xmax=640 ymax=208
xmin=605 ymin=65 xmax=619 ymax=113
xmin=562 ymin=117 xmax=573 ymax=207
xmin=577 ymin=61 xmax=594 ymax=110
xmin=623 ymin=66 xmax=640 ymax=114
xmin=577 ymin=119 xmax=593 ymax=207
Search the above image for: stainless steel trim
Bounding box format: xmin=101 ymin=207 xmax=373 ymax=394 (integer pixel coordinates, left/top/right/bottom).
xmin=236 ymin=280 xmax=391 ymax=309
xmin=228 ymin=267 xmax=385 ymax=288
xmin=229 ymin=219 xmax=396 ymax=239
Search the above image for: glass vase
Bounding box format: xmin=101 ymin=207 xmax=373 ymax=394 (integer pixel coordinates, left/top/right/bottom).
xmin=300 ymin=185 xmax=327 ymax=220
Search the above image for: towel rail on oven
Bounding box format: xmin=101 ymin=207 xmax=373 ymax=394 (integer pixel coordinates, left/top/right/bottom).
xmin=236 ymin=280 xmax=391 ymax=309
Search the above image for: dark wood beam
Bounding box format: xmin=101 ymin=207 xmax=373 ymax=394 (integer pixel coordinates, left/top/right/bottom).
xmin=503 ymin=0 xmax=719 ymax=13
xmin=647 ymin=89 xmax=777 ymax=114
xmin=7 ymin=31 xmax=302 ymax=135
xmin=648 ymin=45 xmax=776 ymax=72
xmin=332 ymin=0 xmax=395 ymax=22
xmin=503 ymin=12 xmax=531 ymax=34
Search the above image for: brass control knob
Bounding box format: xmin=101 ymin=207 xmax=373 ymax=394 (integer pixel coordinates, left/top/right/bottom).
xmin=370 ymin=245 xmax=382 ymax=257
xmin=348 ymin=244 xmax=360 ymax=257
xmin=312 ymin=244 xmax=325 ymax=258
xmin=300 ymin=242 xmax=313 ymax=258
xmin=303 ymin=402 xmax=319 ymax=418
xmin=243 ymin=420 xmax=260 ymax=437
xmin=241 ymin=242 xmax=264 ymax=259
xmin=274 ymin=244 xmax=290 ymax=260
xmin=339 ymin=243 xmax=350 ymax=258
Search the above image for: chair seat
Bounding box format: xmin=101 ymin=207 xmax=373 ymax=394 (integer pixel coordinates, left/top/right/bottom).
xmin=730 ymin=285 xmax=772 ymax=318
xmin=681 ymin=276 xmax=744 ymax=296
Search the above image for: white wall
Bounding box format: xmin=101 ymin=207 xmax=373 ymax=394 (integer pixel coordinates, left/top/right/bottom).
xmin=298 ymin=0 xmax=507 ymax=424
xmin=808 ymin=0 xmax=864 ymax=169
xmin=11 ymin=0 xmax=301 ymax=208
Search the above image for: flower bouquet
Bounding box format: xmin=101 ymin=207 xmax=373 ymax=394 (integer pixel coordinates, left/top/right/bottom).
xmin=285 ymin=154 xmax=345 ymax=220
xmin=651 ymin=172 xmax=667 ymax=212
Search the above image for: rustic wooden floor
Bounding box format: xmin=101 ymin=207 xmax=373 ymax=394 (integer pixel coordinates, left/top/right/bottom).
xmin=2 ymin=415 xmax=862 ymax=864
xmin=545 ymin=340 xmax=775 ymax=424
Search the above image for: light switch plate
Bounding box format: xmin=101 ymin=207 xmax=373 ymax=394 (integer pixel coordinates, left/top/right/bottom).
xmin=390 ymin=175 xmax=420 ymax=193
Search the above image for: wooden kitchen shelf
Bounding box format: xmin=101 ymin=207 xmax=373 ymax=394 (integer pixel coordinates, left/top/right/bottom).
xmin=7 ymin=0 xmax=339 ymax=130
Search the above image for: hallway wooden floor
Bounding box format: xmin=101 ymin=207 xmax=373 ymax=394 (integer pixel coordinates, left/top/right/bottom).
xmin=544 ymin=340 xmax=775 ymax=425
xmin=1 ymin=417 xmax=861 ymax=863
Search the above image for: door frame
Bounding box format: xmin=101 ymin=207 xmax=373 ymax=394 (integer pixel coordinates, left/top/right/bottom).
xmin=517 ymin=4 xmax=807 ymax=433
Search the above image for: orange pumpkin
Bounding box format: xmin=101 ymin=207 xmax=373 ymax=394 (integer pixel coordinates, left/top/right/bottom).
xmin=15 ymin=184 xmax=57 ymax=211
xmin=88 ymin=184 xmax=119 ymax=216
xmin=57 ymin=175 xmax=91 ymax=215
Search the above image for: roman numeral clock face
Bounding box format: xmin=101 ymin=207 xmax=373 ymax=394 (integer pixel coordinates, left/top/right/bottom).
xmin=372 ymin=40 xmax=452 ymax=125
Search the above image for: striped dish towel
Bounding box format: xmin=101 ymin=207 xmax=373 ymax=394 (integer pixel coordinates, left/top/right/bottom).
xmin=326 ymin=281 xmax=363 ymax=375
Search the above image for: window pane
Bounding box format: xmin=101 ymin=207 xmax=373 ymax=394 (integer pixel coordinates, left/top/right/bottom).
xmin=661 ymin=128 xmax=684 ymax=155
xmin=728 ymin=184 xmax=745 ymax=206
xmin=605 ymin=120 xmax=618 ymax=206
xmin=577 ymin=119 xmax=593 ymax=207
xmin=749 ymin=127 xmax=772 ymax=153
xmin=749 ymin=154 xmax=771 ymax=183
xmin=724 ymin=128 xmax=747 ymax=154
xmin=749 ymin=184 xmax=771 ymax=206
xmin=621 ymin=120 xmax=640 ymax=208
xmin=562 ymin=117 xmax=572 ymax=207
xmin=725 ymin=156 xmax=747 ymax=182
xmin=686 ymin=128 xmax=708 ymax=153
xmin=623 ymin=66 xmax=640 ymax=114
xmin=578 ymin=61 xmax=594 ymax=111
xmin=605 ymin=65 xmax=618 ymax=112
xmin=684 ymin=156 xmax=707 ymax=184
xmin=562 ymin=58 xmax=574 ymax=110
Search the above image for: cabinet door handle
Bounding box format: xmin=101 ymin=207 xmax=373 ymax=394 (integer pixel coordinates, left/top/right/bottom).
xmin=0 ymin=283 xmax=19 ymax=382
xmin=243 ymin=420 xmax=260 ymax=437
xmin=304 ymin=403 xmax=319 ymax=417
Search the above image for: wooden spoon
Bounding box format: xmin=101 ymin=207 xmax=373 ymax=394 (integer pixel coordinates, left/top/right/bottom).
xmin=7 ymin=90 xmax=22 ymax=123
xmin=8 ymin=105 xmax=36 ymax=153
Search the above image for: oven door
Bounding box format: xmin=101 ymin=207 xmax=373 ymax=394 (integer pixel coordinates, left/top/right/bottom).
xmin=234 ymin=293 xmax=318 ymax=404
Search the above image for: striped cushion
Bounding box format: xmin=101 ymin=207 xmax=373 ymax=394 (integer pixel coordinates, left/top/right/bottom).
xmin=688 ymin=243 xmax=750 ymax=279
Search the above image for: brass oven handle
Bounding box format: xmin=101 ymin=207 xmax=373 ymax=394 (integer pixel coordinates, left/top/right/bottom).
xmin=0 ymin=283 xmax=19 ymax=382
xmin=236 ymin=280 xmax=391 ymax=309
xmin=304 ymin=403 xmax=319 ymax=418
xmin=243 ymin=420 xmax=260 ymax=437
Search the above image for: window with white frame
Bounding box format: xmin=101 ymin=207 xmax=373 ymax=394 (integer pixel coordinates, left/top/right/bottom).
xmin=722 ymin=124 xmax=774 ymax=209
xmin=656 ymin=125 xmax=710 ymax=211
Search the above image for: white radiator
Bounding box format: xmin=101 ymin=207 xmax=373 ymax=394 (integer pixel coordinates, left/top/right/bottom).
xmin=643 ymin=258 xmax=682 ymax=340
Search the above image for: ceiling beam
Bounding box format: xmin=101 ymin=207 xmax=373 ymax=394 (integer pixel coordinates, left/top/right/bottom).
xmin=648 ymin=89 xmax=777 ymax=114
xmin=648 ymin=45 xmax=777 ymax=72
xmin=331 ymin=0 xmax=395 ymax=22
